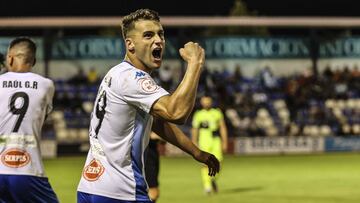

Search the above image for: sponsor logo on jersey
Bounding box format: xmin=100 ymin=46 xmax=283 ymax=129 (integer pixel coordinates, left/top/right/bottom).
xmin=135 ymin=71 xmax=146 ymax=79
xmin=1 ymin=148 xmax=31 ymax=168
xmin=82 ymin=159 xmax=105 ymax=181
xmin=139 ymin=77 xmax=159 ymax=93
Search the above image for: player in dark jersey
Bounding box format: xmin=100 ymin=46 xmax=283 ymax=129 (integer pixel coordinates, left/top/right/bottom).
xmin=145 ymin=132 xmax=163 ymax=203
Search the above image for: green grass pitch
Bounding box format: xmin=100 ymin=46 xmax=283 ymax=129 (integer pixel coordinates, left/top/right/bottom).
xmin=44 ymin=153 xmax=360 ymax=203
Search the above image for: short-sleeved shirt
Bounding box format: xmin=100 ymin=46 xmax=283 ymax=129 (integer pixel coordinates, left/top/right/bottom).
xmin=0 ymin=72 xmax=54 ymax=177
xmin=192 ymin=108 xmax=224 ymax=160
xmin=192 ymin=108 xmax=224 ymax=138
xmin=77 ymin=61 xmax=169 ymax=201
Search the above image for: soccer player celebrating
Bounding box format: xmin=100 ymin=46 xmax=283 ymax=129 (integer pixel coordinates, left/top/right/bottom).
xmin=0 ymin=37 xmax=58 ymax=202
xmin=192 ymin=96 xmax=228 ymax=195
xmin=77 ymin=9 xmax=220 ymax=203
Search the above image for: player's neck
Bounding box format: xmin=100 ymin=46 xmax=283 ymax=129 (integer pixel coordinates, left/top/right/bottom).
xmin=9 ymin=70 xmax=30 ymax=73
xmin=8 ymin=65 xmax=32 ymax=73
xmin=124 ymin=54 xmax=151 ymax=74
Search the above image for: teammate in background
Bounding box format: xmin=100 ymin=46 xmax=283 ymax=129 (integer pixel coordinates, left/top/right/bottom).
xmin=144 ymin=132 xmax=163 ymax=203
xmin=77 ymin=8 xmax=220 ymax=203
xmin=191 ymin=96 xmax=228 ymax=195
xmin=0 ymin=37 xmax=58 ymax=202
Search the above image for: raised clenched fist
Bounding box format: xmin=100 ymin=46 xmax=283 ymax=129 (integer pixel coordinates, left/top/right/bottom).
xmin=179 ymin=42 xmax=205 ymax=67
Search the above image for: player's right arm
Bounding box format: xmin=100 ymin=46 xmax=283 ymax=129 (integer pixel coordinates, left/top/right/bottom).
xmin=150 ymin=42 xmax=205 ymax=124
xmin=152 ymin=118 xmax=220 ymax=176
xmin=191 ymin=128 xmax=199 ymax=146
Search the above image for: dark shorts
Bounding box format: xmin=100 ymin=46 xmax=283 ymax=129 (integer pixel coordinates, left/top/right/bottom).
xmin=77 ymin=192 xmax=153 ymax=203
xmin=144 ymin=139 xmax=160 ymax=188
xmin=0 ymin=174 xmax=58 ymax=203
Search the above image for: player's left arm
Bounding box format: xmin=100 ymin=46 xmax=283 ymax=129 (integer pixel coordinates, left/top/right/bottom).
xmin=152 ymin=118 xmax=220 ymax=176
xmin=217 ymin=109 xmax=228 ymax=153
xmin=150 ymin=131 xmax=166 ymax=144
xmin=44 ymin=80 xmax=55 ymax=121
xmin=46 ymin=80 xmax=55 ymax=115
xmin=191 ymin=112 xmax=199 ymax=146
xmin=219 ymin=117 xmax=228 ymax=153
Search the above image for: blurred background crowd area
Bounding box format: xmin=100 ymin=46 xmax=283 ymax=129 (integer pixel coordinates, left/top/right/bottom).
xmin=2 ymin=0 xmax=360 ymax=147
xmin=49 ymin=61 xmax=360 ymax=144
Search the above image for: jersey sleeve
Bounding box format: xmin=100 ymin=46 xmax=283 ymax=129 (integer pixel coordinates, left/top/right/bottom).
xmin=120 ymin=73 xmax=169 ymax=113
xmin=215 ymin=108 xmax=224 ymax=120
xmin=192 ymin=111 xmax=200 ymax=128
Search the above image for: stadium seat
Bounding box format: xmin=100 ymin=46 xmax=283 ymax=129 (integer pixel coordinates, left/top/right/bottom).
xmin=325 ymin=99 xmax=336 ymax=109
xmin=257 ymin=108 xmax=270 ymax=118
xmin=309 ymin=125 xmax=320 ymax=136
xmin=79 ymin=129 xmax=89 ymax=142
xmin=352 ymin=124 xmax=360 ymax=134
xmin=346 ymin=99 xmax=356 ymax=109
xmin=273 ymin=99 xmax=286 ymax=110
xmin=336 ymin=100 xmax=346 ymax=109
xmin=52 ymin=111 xmax=64 ymax=120
xmin=320 ymin=125 xmax=332 ymax=136
xmin=82 ymin=101 xmax=93 ymax=114
xmin=56 ymin=129 xmax=68 ymax=142
xmin=225 ymin=108 xmax=241 ymax=128
xmin=266 ymin=126 xmax=278 ymax=137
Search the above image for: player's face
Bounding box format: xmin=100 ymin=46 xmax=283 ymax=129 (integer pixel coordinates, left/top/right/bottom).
xmin=127 ymin=20 xmax=165 ymax=72
xmin=200 ymin=97 xmax=212 ymax=109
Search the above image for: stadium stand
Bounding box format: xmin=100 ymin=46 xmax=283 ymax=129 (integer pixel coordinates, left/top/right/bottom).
xmin=50 ymin=62 xmax=360 ymax=146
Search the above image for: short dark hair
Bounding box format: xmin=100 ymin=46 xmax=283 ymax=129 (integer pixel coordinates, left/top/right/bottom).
xmin=121 ymin=9 xmax=160 ymax=39
xmin=9 ymin=37 xmax=36 ymax=65
xmin=9 ymin=37 xmax=36 ymax=53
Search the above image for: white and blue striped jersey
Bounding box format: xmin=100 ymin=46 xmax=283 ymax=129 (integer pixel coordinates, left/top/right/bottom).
xmin=77 ymin=61 xmax=169 ymax=201
xmin=0 ymin=72 xmax=54 ymax=177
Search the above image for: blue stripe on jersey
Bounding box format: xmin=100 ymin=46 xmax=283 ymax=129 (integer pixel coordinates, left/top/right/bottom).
xmin=131 ymin=109 xmax=150 ymax=201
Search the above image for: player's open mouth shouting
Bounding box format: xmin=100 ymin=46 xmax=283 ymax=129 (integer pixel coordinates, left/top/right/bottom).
xmin=152 ymin=46 xmax=163 ymax=64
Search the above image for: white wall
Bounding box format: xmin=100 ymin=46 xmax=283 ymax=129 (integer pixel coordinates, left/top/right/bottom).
xmin=48 ymin=59 xmax=182 ymax=79
xmin=46 ymin=58 xmax=360 ymax=80
xmin=205 ymin=59 xmax=312 ymax=77
xmin=318 ymin=58 xmax=360 ymax=72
